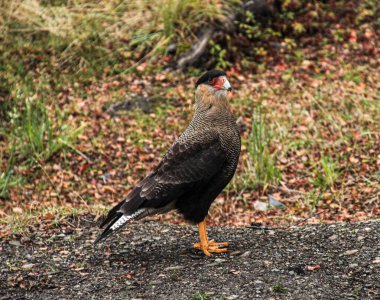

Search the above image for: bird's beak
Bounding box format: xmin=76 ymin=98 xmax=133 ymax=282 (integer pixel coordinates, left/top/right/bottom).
xmin=222 ymin=79 xmax=232 ymax=92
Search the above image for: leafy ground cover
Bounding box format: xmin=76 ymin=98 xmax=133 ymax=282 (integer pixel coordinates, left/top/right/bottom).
xmin=1 ymin=59 xmax=379 ymax=235
xmin=0 ymin=0 xmax=379 ymax=235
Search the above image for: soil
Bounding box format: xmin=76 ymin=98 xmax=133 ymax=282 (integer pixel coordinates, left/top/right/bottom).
xmin=1 ymin=216 xmax=379 ymax=300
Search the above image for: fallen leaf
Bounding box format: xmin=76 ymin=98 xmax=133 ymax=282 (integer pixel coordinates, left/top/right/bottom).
xmin=44 ymin=213 xmax=54 ymax=221
xmin=349 ymin=156 xmax=359 ymax=164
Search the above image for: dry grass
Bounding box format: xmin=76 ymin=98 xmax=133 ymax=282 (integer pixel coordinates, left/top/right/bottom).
xmin=0 ymin=0 xmax=225 ymax=68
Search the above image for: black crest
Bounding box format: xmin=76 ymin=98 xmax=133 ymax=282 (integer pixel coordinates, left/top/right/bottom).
xmin=195 ymin=70 xmax=226 ymax=88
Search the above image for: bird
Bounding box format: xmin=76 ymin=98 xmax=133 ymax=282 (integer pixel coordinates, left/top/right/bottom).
xmin=94 ymin=70 xmax=241 ymax=256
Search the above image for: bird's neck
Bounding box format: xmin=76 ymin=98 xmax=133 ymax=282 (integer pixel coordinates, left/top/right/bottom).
xmin=194 ymin=86 xmax=230 ymax=113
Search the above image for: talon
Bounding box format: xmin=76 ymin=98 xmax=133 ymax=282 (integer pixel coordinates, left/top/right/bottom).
xmin=209 ymin=248 xmax=227 ymax=253
xmin=193 ymin=220 xmax=229 ymax=256
xmin=193 ymin=242 xmax=201 ymax=249
xmin=209 ymin=240 xmax=229 ymax=248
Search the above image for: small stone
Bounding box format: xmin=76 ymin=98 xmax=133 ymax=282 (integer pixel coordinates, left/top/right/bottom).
xmin=124 ymin=280 xmax=133 ymax=286
xmin=9 ymin=240 xmax=21 ymax=247
xmin=20 ymin=237 xmax=31 ymax=243
xmin=21 ymin=263 xmax=35 ymax=270
xmin=357 ymin=236 xmax=365 ymax=241
xmin=254 ymin=201 xmax=269 ymax=211
xmin=263 ymin=260 xmax=272 ymax=266
xmin=268 ymin=195 xmax=286 ymax=209
xmin=239 ymin=251 xmax=251 ymax=258
xmin=328 ymin=235 xmax=338 ymax=240
xmin=164 ymin=265 xmax=185 ymax=271
xmin=344 ymin=249 xmax=359 ymax=256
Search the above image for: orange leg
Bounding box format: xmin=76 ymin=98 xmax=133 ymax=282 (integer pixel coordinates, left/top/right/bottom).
xmin=193 ymin=219 xmax=228 ymax=256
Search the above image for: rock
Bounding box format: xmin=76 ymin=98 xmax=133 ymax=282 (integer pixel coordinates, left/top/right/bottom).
xmin=20 ymin=237 xmax=31 ymax=243
xmin=21 ymin=263 xmax=35 ymax=269
xmin=268 ymin=195 xmax=286 ymax=209
xmin=344 ymin=249 xmax=359 ymax=256
xmin=240 ymin=251 xmax=251 ymax=258
xmin=164 ymin=265 xmax=185 ymax=271
xmin=9 ymin=240 xmax=21 ymax=247
xmin=254 ymin=201 xmax=269 ymax=211
xmin=166 ymin=44 xmax=177 ymax=55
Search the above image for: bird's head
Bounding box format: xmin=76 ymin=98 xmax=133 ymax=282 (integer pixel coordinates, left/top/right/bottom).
xmin=195 ymin=70 xmax=232 ymax=98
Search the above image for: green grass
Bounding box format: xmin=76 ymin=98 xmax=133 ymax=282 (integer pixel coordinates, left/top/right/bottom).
xmin=304 ymin=190 xmax=323 ymax=211
xmin=312 ymin=155 xmax=340 ymax=190
xmin=0 ymin=147 xmax=23 ymax=198
xmin=191 ymin=292 xmax=210 ymax=300
xmin=11 ymin=100 xmax=83 ymax=164
xmin=272 ymin=283 xmax=288 ymax=293
xmin=0 ymin=0 xmax=224 ymax=77
xmin=245 ymin=107 xmax=281 ymax=191
xmin=0 ymin=81 xmax=84 ymax=197
xmin=0 ymin=205 xmax=88 ymax=235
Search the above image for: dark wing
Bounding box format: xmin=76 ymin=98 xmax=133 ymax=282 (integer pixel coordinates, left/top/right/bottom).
xmin=94 ymin=130 xmax=226 ymax=243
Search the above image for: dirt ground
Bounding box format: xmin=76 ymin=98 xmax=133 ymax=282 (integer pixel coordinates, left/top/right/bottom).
xmin=1 ymin=216 xmax=379 ymax=300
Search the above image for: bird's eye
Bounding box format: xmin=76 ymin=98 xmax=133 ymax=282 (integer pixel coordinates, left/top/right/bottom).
xmin=208 ymin=78 xmax=215 ymax=85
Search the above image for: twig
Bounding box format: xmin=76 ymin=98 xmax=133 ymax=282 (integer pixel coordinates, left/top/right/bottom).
xmin=279 ymin=181 xmax=306 ymax=195
xmin=290 ymin=211 xmax=323 ymax=227
xmin=177 ymin=28 xmax=213 ymax=69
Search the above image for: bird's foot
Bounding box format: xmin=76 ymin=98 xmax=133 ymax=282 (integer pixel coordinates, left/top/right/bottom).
xmin=193 ymin=239 xmax=229 ymax=257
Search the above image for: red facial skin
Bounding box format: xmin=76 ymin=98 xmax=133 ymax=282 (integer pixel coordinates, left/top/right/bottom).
xmin=208 ymin=76 xmax=226 ymax=90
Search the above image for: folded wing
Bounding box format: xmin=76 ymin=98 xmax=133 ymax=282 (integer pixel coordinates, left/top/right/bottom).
xmin=94 ymin=130 xmax=226 ymax=243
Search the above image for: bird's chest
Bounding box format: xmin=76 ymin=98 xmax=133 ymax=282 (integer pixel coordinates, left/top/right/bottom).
xmin=220 ymin=127 xmax=241 ymax=171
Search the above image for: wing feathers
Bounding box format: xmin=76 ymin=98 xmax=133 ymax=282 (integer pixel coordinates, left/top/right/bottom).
xmin=95 ymin=130 xmax=226 ymax=243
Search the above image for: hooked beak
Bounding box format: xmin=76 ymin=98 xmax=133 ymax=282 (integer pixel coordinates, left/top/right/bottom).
xmin=222 ymin=79 xmax=232 ymax=92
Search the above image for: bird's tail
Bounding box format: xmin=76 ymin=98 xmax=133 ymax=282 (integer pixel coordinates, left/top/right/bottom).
xmin=94 ymin=209 xmax=143 ymax=244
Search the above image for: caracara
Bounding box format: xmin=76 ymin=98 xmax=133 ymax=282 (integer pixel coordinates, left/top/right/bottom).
xmin=95 ymin=70 xmax=241 ymax=256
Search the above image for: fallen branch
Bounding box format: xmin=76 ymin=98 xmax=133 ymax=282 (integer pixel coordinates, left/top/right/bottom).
xmin=177 ymin=28 xmax=214 ymax=69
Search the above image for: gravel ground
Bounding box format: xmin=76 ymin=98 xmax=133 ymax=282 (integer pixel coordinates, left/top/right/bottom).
xmin=1 ymin=216 xmax=379 ymax=300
